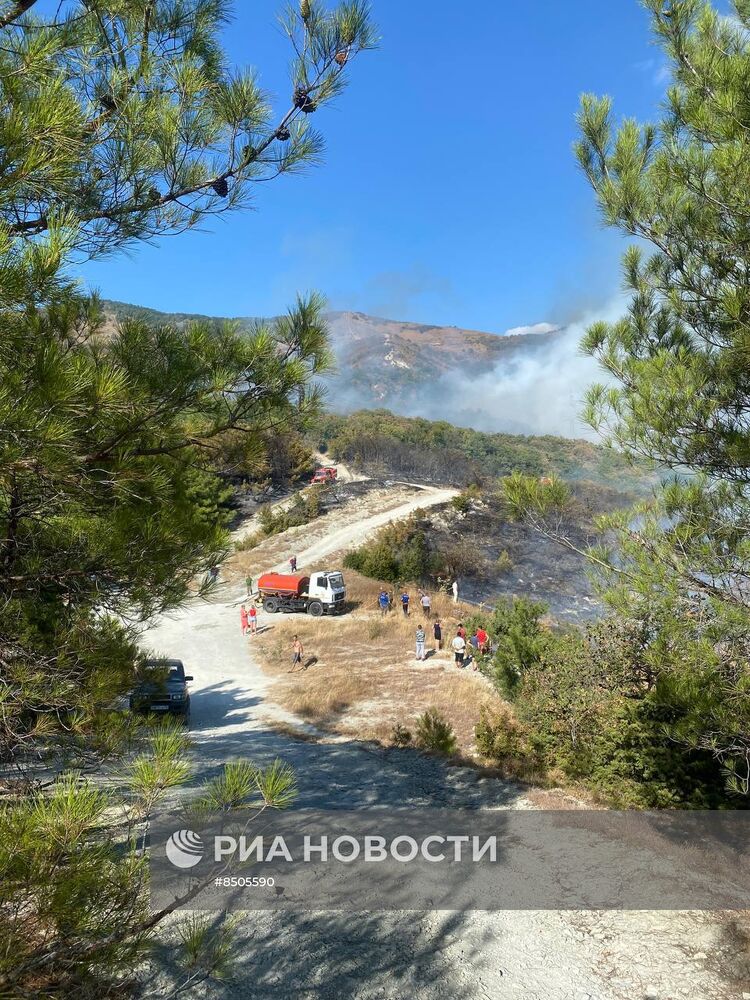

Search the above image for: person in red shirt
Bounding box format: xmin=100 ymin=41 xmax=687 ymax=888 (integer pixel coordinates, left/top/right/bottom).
xmin=476 ymin=626 xmax=489 ymax=654
xmin=240 ymin=605 xmax=248 ymax=635
xmin=248 ymin=604 xmax=258 ymax=635
xmin=457 ymin=623 xmax=467 ymax=640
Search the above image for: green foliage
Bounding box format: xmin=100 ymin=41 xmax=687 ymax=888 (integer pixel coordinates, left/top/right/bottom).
xmin=475 ymin=705 xmax=529 ymax=762
xmin=495 ymin=549 xmax=514 ymax=573
xmin=571 ymin=0 xmax=750 ymax=798
xmin=177 ymin=913 xmax=239 ymax=985
xmin=185 ymin=466 xmax=236 ymax=531
xmin=476 ymin=597 xmax=549 ymax=697
xmin=478 ymin=611 xmax=732 ymax=806
xmin=256 ymin=485 xmax=326 ymax=538
xmin=390 ymin=722 xmax=412 ymax=747
xmin=343 ymin=513 xmax=439 ymax=584
xmin=0 ymin=0 xmax=376 ymax=260
xmin=0 ymin=1 xmax=375 ymax=991
xmin=0 ymin=742 xmax=296 ymax=994
xmin=414 ymin=708 xmax=457 ymax=756
xmin=316 ymin=409 xmax=654 ymax=491
xmin=451 ymin=486 xmax=480 ymax=512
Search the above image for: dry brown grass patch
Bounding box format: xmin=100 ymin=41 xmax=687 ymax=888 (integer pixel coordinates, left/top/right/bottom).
xmin=252 ymin=585 xmax=506 ymax=749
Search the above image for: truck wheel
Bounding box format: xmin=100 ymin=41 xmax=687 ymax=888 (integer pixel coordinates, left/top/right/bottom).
xmin=307 ymin=601 xmax=324 ymax=617
xmin=263 ymin=598 xmax=279 ymax=613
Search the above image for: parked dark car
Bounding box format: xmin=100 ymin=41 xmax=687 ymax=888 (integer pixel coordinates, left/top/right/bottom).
xmin=130 ymin=658 xmax=192 ymax=721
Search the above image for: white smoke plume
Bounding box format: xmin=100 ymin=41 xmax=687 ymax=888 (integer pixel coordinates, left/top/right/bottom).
xmin=395 ymin=300 xmax=625 ymax=440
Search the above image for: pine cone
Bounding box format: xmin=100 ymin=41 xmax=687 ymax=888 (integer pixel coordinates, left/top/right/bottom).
xmin=293 ymin=87 xmax=317 ymax=113
xmin=300 ymin=0 xmax=311 ymax=19
xmin=334 ymin=51 xmax=348 ymax=66
xmin=211 ymin=177 xmax=229 ymax=198
xmin=276 ymin=127 xmax=291 ymax=142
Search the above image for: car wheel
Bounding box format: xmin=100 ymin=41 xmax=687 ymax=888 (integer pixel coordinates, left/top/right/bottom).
xmin=264 ymin=598 xmax=279 ymax=613
xmin=308 ymin=601 xmax=324 ymax=617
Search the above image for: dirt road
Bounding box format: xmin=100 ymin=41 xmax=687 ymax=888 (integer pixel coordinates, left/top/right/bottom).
xmin=272 ymin=484 xmax=459 ymax=570
xmin=141 ymin=497 xmax=732 ymax=1000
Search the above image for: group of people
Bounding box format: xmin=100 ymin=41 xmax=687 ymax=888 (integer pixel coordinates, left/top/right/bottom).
xmin=378 ymin=587 xmax=433 ymax=618
xmin=414 ymin=620 xmax=490 ymax=669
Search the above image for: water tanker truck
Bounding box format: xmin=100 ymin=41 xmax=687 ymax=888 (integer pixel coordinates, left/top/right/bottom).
xmin=255 ymin=570 xmax=346 ymax=616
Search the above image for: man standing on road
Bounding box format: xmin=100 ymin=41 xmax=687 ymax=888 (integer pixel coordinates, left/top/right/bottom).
xmin=248 ymin=604 xmax=257 ymax=635
xmin=420 ymin=591 xmax=432 ymax=618
xmin=452 ymin=630 xmax=466 ymax=668
xmin=400 ymin=589 xmax=410 ymax=617
xmin=291 ymin=634 xmax=304 ymax=670
xmin=245 ymin=574 xmax=253 ymax=595
xmin=378 ymin=589 xmax=390 ymax=616
xmin=240 ymin=605 xmax=248 ymax=635
xmin=290 ymin=555 xmax=298 ymax=572
xmin=415 ymin=624 xmax=426 ymax=661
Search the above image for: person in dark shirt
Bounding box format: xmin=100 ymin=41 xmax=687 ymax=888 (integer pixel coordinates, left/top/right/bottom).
xmin=433 ymin=620 xmax=442 ymax=651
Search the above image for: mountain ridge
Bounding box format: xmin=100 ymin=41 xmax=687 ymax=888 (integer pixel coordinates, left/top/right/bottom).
xmin=100 ymin=298 xmax=564 ymax=414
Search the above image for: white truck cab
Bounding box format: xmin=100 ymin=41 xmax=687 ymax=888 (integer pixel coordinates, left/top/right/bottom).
xmin=307 ymin=571 xmax=346 ymax=611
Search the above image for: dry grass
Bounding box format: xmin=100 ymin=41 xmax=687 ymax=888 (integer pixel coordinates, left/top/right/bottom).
xmin=253 ymin=569 xmax=506 ymax=754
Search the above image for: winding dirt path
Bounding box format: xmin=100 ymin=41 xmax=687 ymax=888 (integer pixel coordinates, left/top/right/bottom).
xmin=273 ymin=484 xmax=458 ymax=570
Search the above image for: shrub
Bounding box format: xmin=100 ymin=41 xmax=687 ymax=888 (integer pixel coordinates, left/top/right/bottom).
xmin=255 ymin=488 xmax=325 ymax=539
xmin=495 ymin=549 xmax=514 ymax=573
xmin=235 ymin=532 xmax=261 ymax=552
xmin=391 ymin=723 xmax=412 ymax=747
xmin=415 ymin=708 xmax=457 ymax=756
xmin=475 ymin=706 xmax=528 ymax=761
xmin=486 ymin=597 xmax=549 ymax=698
xmin=344 ymin=514 xmax=438 ymax=584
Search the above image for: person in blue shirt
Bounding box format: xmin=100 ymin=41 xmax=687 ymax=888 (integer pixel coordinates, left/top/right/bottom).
xmin=400 ymin=589 xmax=410 ymax=616
xmin=378 ymin=589 xmax=390 ymax=615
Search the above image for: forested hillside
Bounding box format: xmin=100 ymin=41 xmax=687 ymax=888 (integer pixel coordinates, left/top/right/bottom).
xmin=317 ymin=410 xmax=656 ymax=493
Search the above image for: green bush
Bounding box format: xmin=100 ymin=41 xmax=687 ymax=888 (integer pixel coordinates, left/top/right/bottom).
xmin=344 ymin=514 xmax=438 ymax=584
xmin=498 ymin=621 xmax=734 ymax=808
xmin=391 ymin=723 xmax=412 ymax=747
xmin=495 ymin=549 xmax=514 ymax=573
xmin=484 ymin=597 xmax=549 ymax=697
xmin=415 ymin=708 xmax=457 ymax=756
xmin=255 ymin=487 xmax=325 ymax=539
xmin=475 ymin=706 xmax=528 ymax=761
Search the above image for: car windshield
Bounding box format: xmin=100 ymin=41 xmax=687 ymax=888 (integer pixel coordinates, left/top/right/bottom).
xmin=145 ymin=660 xmax=183 ymax=680
xmin=328 ymin=573 xmax=344 ymax=588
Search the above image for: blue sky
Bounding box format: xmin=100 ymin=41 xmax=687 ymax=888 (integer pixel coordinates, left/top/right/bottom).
xmin=77 ymin=1 xmax=678 ymax=332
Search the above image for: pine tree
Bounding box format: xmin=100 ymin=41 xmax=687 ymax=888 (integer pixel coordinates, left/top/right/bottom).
xmin=0 ymin=1 xmax=376 ymax=993
xmin=505 ymin=1 xmax=750 ymax=800
xmin=0 ymin=0 xmax=376 ymax=259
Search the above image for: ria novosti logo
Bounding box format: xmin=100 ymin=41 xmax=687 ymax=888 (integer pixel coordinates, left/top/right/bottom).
xmin=165 ymin=829 xmax=204 ymax=869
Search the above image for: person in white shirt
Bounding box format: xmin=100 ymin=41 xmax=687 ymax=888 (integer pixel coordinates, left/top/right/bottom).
xmin=420 ymin=591 xmax=431 ymax=618
xmin=452 ymin=580 xmax=459 ymax=604
xmin=451 ymin=631 xmax=466 ymax=667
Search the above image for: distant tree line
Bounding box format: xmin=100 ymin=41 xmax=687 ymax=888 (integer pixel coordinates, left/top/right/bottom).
xmin=316 ymin=410 xmax=654 ymax=491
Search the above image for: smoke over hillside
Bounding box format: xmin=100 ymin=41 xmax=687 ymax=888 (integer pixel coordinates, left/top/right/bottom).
xmin=325 ymin=302 xmax=623 ymax=440
xmin=100 ymin=297 xmax=622 ymax=441
xmin=396 ymin=319 xmax=604 ymax=440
